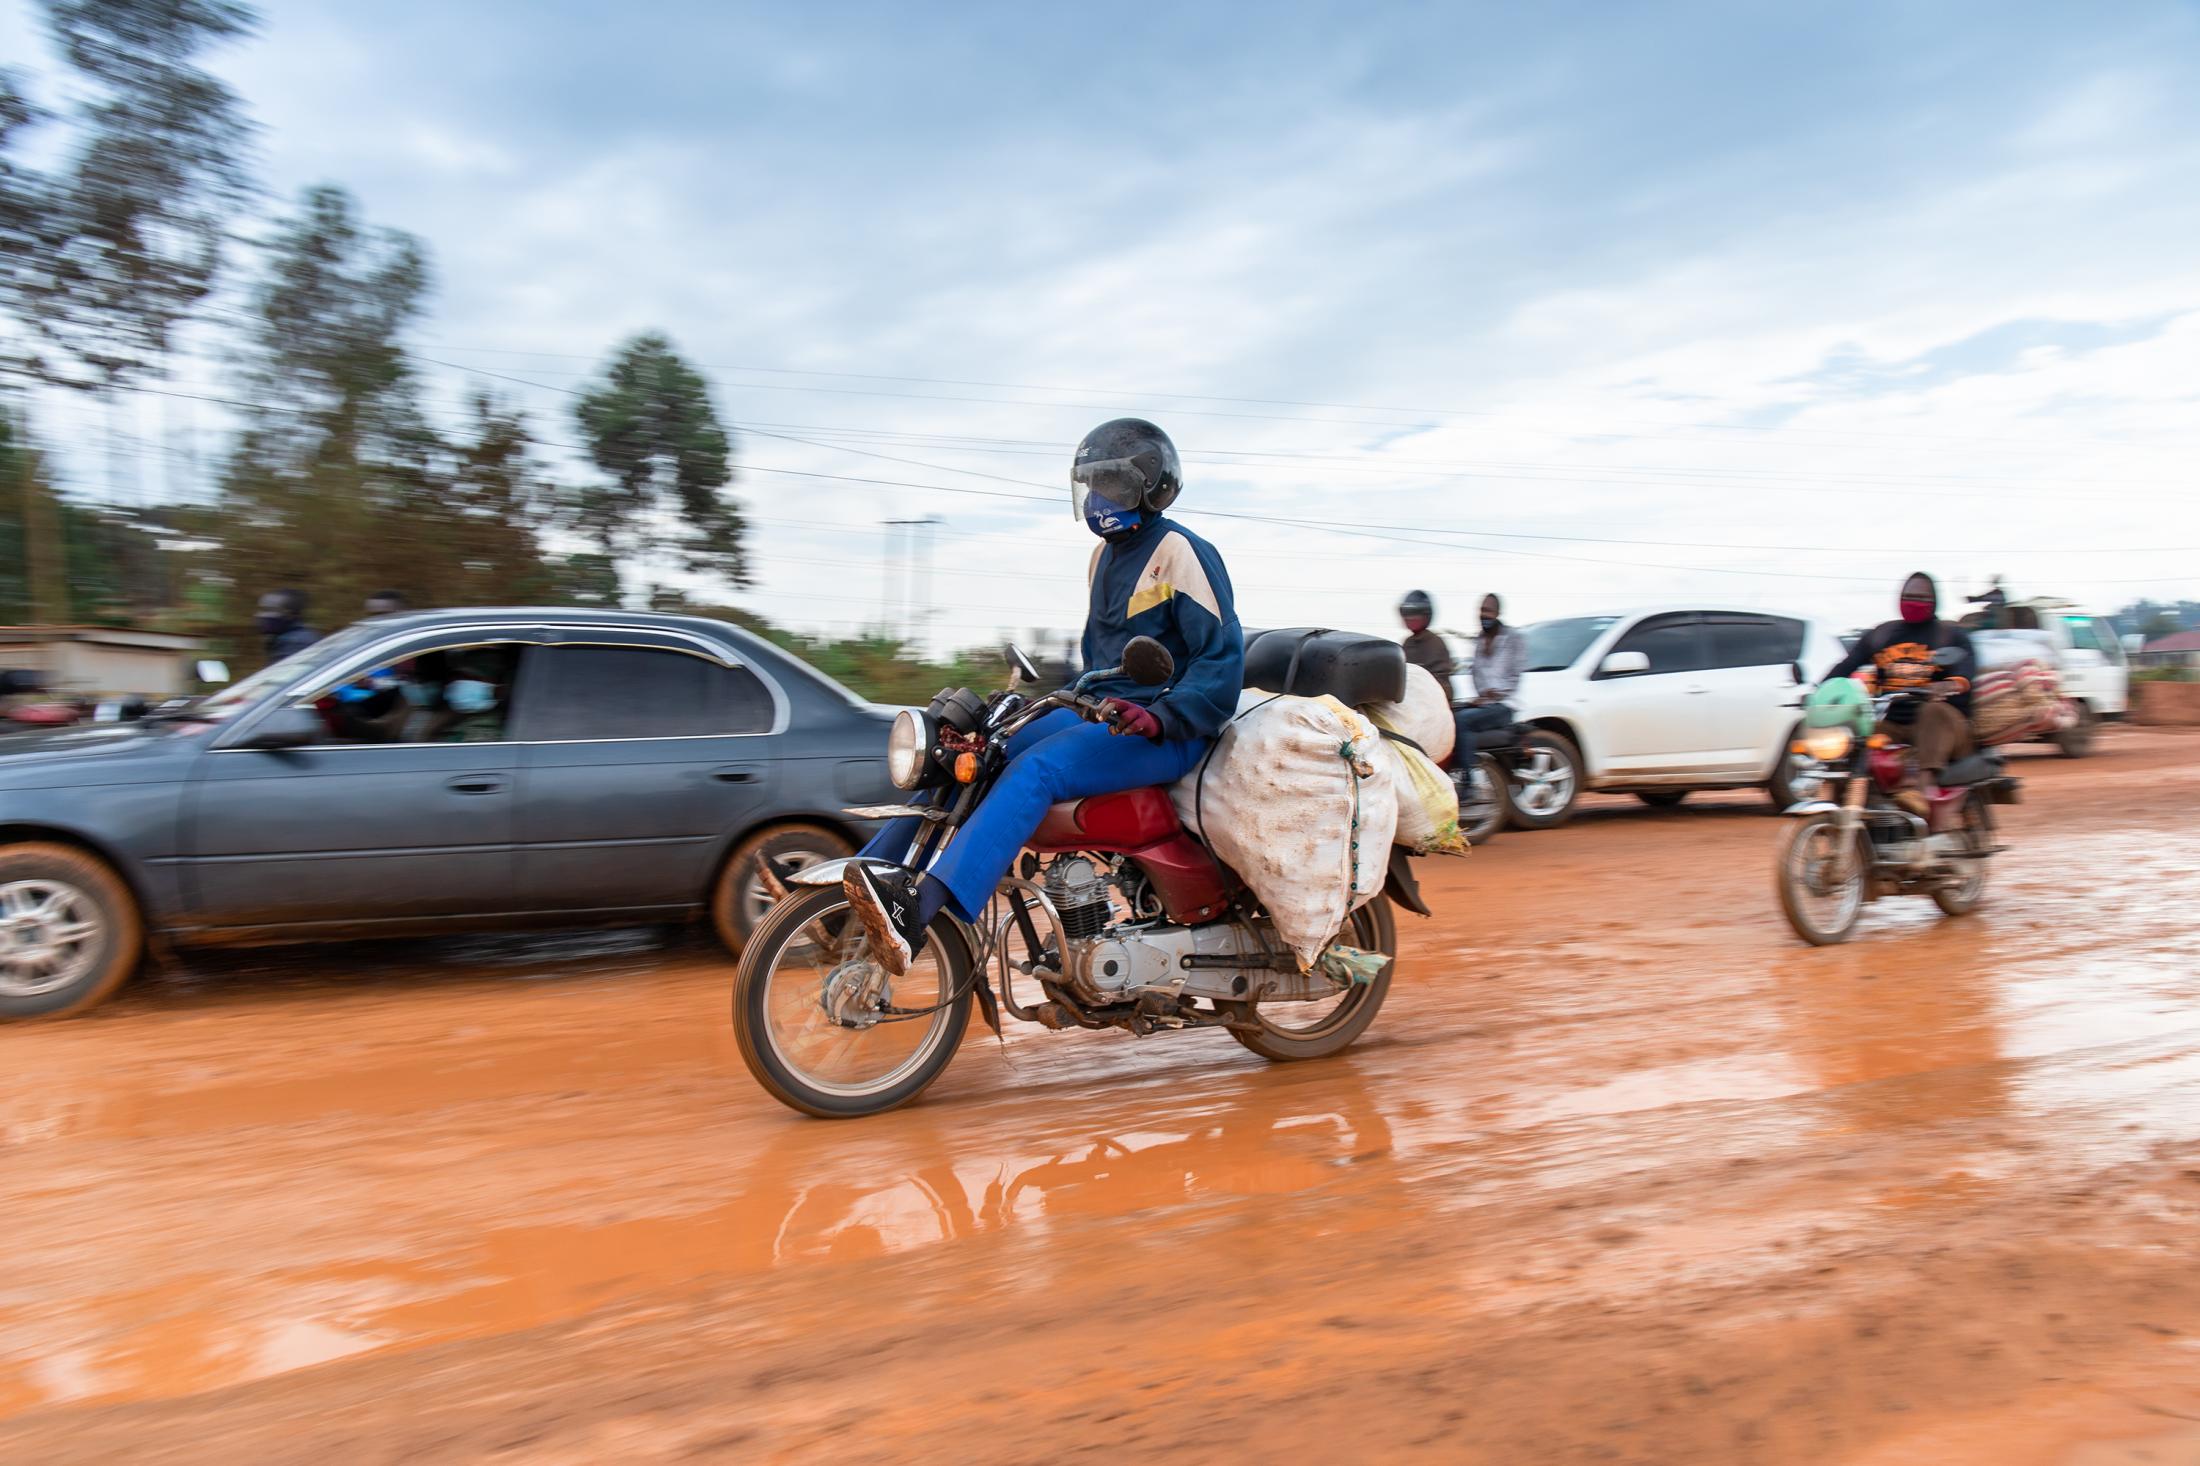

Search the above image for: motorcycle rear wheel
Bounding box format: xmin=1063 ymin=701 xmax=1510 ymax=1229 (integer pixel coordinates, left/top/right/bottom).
xmin=1777 ymin=815 xmax=1867 ymax=945
xmin=1228 ymin=896 xmax=1397 ymax=1061
xmin=734 ymin=886 xmax=973 ymax=1118
xmin=1931 ymin=804 xmax=1991 ymax=916
xmin=1457 ymin=753 xmax=1505 ymax=845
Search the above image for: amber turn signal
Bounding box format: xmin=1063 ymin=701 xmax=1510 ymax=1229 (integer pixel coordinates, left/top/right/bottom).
xmin=953 ymin=751 xmax=980 ymax=783
xmin=1866 ymin=733 xmax=1892 ymax=749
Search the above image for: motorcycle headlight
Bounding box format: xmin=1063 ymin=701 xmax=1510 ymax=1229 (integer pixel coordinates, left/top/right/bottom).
xmin=1803 ymin=725 xmax=1853 ymax=764
xmin=887 ymin=709 xmax=933 ymax=790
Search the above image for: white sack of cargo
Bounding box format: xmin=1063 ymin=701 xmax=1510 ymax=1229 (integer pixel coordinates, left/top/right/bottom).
xmin=1369 ymin=734 xmax=1470 ymax=856
xmin=1974 ymin=629 xmax=2059 ymax=670
xmin=1173 ymin=691 xmax=1399 ymax=970
xmin=1363 ymin=664 xmax=1455 ymax=764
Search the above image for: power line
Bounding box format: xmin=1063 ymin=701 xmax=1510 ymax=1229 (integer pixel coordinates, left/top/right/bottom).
xmin=416 ymin=340 xmax=2199 ymax=455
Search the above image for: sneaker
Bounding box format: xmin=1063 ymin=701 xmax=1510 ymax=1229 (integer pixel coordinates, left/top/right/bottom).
xmin=843 ymin=864 xmax=927 ymax=977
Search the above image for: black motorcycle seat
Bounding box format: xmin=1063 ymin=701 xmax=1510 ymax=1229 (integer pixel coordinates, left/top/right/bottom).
xmin=1941 ymin=751 xmax=2004 ymax=787
xmin=1470 ymin=726 xmax=1523 ymax=750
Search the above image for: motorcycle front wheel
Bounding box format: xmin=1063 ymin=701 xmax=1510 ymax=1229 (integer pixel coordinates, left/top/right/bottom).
xmin=733 ymin=885 xmax=973 ymax=1118
xmin=1228 ymin=896 xmax=1396 ymax=1061
xmin=1777 ymin=815 xmax=1867 ymax=945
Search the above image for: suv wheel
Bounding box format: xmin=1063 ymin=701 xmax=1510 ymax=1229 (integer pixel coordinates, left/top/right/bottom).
xmin=713 ymin=824 xmax=855 ymax=956
xmin=0 ymin=843 xmax=143 ymax=1020
xmin=1505 ymin=730 xmax=1582 ymax=830
xmin=1765 ymin=723 xmax=1814 ymax=810
xmin=2054 ymin=702 xmax=2096 ymax=758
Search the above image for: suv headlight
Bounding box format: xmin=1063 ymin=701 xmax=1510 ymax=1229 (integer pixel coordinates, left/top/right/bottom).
xmin=887 ymin=709 xmax=933 ymax=790
xmin=1803 ymin=725 xmax=1853 ymax=763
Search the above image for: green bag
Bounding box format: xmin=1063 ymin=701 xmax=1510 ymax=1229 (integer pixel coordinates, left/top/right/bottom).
xmin=1807 ymin=676 xmax=1873 ymax=734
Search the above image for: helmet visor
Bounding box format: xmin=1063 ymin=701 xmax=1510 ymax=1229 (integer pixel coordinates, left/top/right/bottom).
xmin=1070 ymin=455 xmax=1149 ymax=520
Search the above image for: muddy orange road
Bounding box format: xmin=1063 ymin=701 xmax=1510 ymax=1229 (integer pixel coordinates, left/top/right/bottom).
xmin=4 ymin=730 xmax=2198 ymax=1463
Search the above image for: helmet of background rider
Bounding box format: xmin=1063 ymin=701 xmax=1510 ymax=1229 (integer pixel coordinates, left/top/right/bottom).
xmin=1398 ymin=589 xmax=1433 ymax=633
xmin=1899 ymin=571 xmax=1938 ymax=627
xmin=1071 ymin=418 xmax=1182 ymax=539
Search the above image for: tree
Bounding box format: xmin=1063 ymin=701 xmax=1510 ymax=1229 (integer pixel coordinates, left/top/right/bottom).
xmin=572 ymin=333 xmax=746 ymax=598
xmin=3 ymin=0 xmax=258 ymax=391
xmin=214 ymin=185 xmax=439 ymax=634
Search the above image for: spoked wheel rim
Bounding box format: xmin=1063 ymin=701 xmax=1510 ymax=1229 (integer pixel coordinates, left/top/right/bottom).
xmin=0 ymin=878 xmax=103 ymax=999
xmin=751 ymin=894 xmax=961 ymax=1100
xmin=1513 ymin=746 xmax=1575 ymax=818
xmin=1783 ymin=820 xmax=1863 ymax=936
xmin=742 ymin=845 xmax=829 ymax=929
xmin=1457 ymin=756 xmax=1503 ymax=840
xmin=1251 ymin=903 xmax=1389 ymax=1039
xmin=1944 ymin=807 xmax=1989 ymax=906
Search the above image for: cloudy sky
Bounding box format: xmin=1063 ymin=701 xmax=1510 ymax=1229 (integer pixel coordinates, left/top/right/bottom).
xmin=8 ymin=0 xmax=2200 ymax=649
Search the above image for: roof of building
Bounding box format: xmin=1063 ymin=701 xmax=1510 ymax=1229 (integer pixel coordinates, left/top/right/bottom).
xmin=0 ymin=626 xmax=202 ymax=650
xmin=2141 ymin=631 xmax=2200 ymax=654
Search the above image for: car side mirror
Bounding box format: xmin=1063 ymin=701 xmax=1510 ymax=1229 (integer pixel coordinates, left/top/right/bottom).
xmin=196 ymin=659 xmax=231 ymax=685
xmin=1599 ymin=650 xmax=1651 ymax=677
xmin=236 ymin=705 xmax=324 ymax=751
xmin=1788 ymin=661 xmax=1804 ymax=685
xmin=1929 ymin=646 xmax=1965 ymax=668
xmin=1121 ymin=636 xmax=1175 ymax=687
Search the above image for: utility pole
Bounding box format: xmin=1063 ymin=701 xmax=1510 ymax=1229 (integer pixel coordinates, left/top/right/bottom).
xmin=882 ymin=516 xmax=941 ymax=653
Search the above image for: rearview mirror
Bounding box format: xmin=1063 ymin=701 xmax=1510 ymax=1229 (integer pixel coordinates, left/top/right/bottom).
xmin=1004 ymin=644 xmax=1041 ymax=686
xmin=196 ymin=659 xmax=230 ymax=685
xmin=236 ymin=705 xmax=323 ymax=751
xmin=1121 ymin=636 xmax=1175 ymax=688
xmin=1598 ymin=650 xmax=1651 ymax=677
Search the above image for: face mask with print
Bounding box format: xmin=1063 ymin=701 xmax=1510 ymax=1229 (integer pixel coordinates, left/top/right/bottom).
xmin=446 ymin=679 xmax=495 ymax=714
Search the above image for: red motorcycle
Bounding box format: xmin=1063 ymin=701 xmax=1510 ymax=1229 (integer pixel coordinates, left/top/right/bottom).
xmin=732 ymin=636 xmax=1426 ymax=1118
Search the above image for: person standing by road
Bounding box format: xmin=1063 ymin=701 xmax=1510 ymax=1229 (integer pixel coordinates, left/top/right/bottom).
xmin=1397 ymin=590 xmax=1455 ymax=694
xmin=365 ymin=589 xmax=410 ymax=618
xmin=254 ymin=589 xmax=321 ymax=664
xmin=1456 ymin=593 xmax=1525 ymax=741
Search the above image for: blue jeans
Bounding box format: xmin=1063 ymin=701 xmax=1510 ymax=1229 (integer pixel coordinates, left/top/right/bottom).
xmin=1454 ymin=702 xmax=1514 ymax=744
xmin=859 ymin=708 xmax=1209 ymax=923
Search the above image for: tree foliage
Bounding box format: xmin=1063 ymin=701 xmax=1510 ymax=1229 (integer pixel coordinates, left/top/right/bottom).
xmin=2 ymin=0 xmax=258 ymax=391
xmin=572 ymin=333 xmax=747 ymax=594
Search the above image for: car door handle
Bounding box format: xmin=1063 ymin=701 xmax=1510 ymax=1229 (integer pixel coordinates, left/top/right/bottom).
xmin=445 ymin=774 xmax=509 ymax=795
xmin=710 ymin=767 xmax=759 ymax=784
xmin=1683 ymin=686 xmax=1711 ymax=695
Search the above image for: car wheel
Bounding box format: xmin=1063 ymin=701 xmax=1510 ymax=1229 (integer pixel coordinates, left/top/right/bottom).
xmin=1504 ymin=730 xmax=1582 ymax=830
xmin=1765 ymin=723 xmax=1815 ymax=811
xmin=713 ymin=823 xmax=855 ymax=956
xmin=1635 ymin=790 xmax=1689 ymax=809
xmin=2054 ymin=702 xmax=2096 ymax=758
xmin=0 ymin=842 xmax=143 ymax=1021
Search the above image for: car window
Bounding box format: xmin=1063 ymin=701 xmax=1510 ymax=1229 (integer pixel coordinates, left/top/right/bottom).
xmin=299 ymin=641 xmax=526 ymax=745
xmin=1606 ymin=614 xmax=1706 ymax=675
xmin=526 ymin=646 xmax=774 ymax=741
xmin=182 ymin=622 xmax=385 ymax=726
xmin=2062 ymin=615 xmax=2104 ymax=654
xmin=1522 ymin=616 xmax=1620 ymax=672
xmin=1705 ymin=614 xmax=1805 ymax=670
xmin=2094 ymin=618 xmax=2126 ymax=664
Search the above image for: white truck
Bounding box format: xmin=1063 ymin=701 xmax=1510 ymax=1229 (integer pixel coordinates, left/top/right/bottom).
xmin=1963 ymin=597 xmax=2129 ymax=757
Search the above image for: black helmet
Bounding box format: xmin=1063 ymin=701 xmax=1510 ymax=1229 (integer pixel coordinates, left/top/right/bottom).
xmin=1398 ymin=589 xmax=1434 ymax=622
xmin=1072 ymin=418 xmax=1182 ymax=520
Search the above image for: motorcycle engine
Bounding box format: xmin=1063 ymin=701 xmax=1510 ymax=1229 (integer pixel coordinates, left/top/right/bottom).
xmin=1043 ymin=855 xmax=1114 ymax=941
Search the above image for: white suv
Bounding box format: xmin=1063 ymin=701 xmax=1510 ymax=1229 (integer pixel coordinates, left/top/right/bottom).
xmin=1496 ymin=606 xmax=1848 ymax=829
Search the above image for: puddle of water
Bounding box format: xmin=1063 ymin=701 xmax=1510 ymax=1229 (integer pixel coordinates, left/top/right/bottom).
xmin=0 ymin=1080 xmax=1408 ymax=1417
xmin=1517 ymin=1054 xmax=1811 ymax=1125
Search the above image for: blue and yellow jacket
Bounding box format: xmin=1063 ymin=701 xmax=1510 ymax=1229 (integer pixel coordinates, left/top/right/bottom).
xmin=1080 ymin=515 xmax=1243 ymax=743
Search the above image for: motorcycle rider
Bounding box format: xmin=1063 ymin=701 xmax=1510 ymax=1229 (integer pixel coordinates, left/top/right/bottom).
xmin=1823 ymin=571 xmax=1976 ymax=815
xmin=254 ymin=589 xmax=321 ymax=663
xmin=1455 ymin=593 xmax=1525 ymax=740
xmin=1397 ymin=590 xmax=1455 ymax=689
xmin=844 ymin=419 xmax=1244 ymax=976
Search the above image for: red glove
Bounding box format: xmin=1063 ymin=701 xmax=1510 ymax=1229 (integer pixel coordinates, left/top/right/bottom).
xmin=1101 ymin=697 xmax=1162 ymax=740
